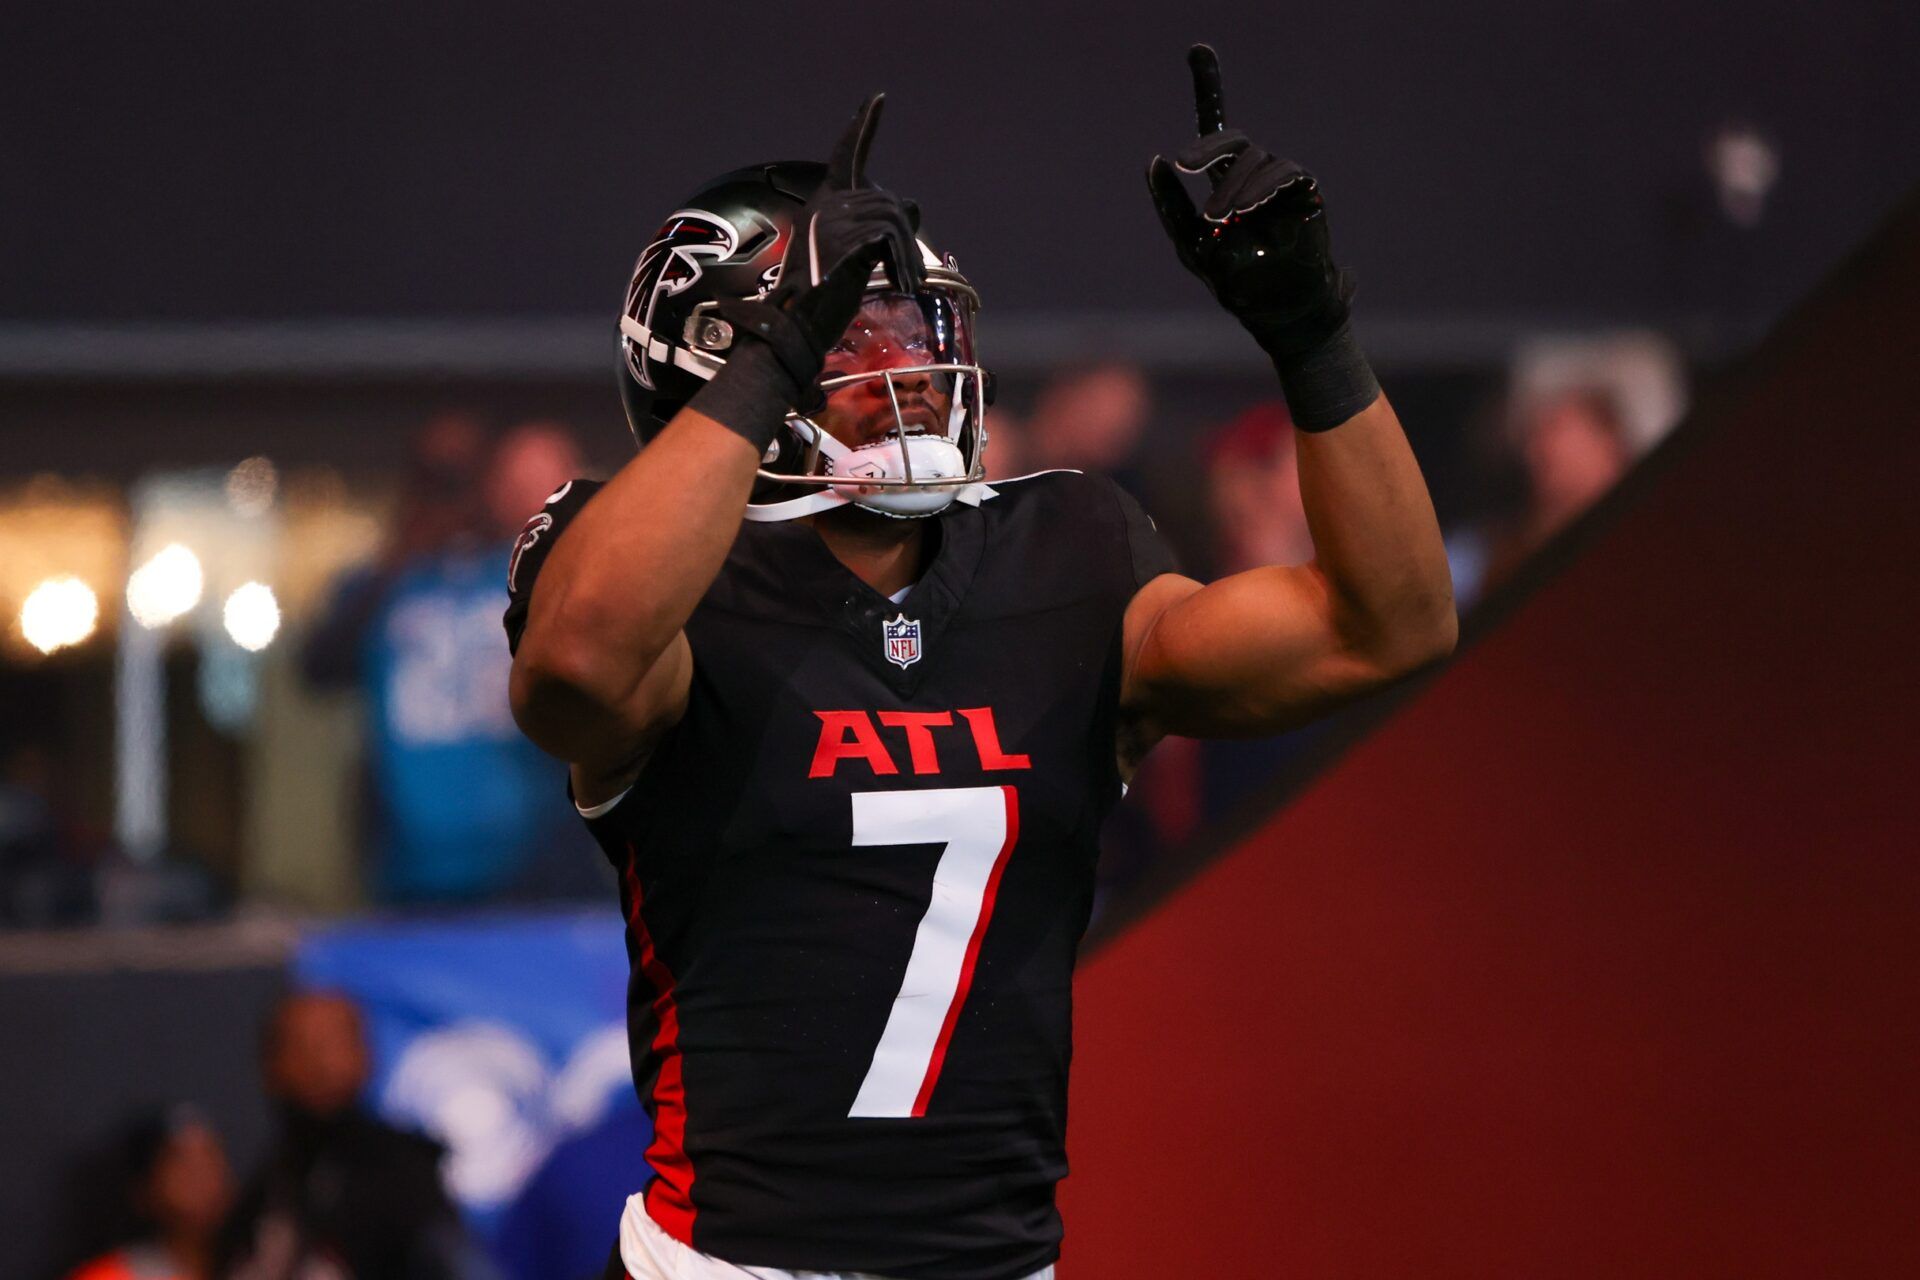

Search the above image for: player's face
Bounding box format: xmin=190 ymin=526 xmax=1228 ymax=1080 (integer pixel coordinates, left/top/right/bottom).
xmin=815 ymin=293 xmax=955 ymax=449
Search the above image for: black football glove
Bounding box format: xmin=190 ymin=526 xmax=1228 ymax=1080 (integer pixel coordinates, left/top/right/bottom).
xmin=694 ymin=94 xmax=924 ymax=446
xmin=1147 ymin=45 xmax=1378 ymax=429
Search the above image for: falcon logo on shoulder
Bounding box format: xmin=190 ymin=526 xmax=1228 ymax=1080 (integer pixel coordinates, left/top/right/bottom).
xmin=882 ymin=613 xmax=922 ymax=669
xmin=624 ymin=209 xmax=739 ymax=390
xmin=508 ymin=512 xmax=554 ymax=594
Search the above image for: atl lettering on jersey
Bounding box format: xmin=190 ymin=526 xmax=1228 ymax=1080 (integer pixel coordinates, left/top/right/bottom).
xmin=808 ymin=707 xmax=1031 ymax=778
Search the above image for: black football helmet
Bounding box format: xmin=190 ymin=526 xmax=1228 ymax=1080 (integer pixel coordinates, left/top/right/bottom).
xmin=618 ymin=162 xmax=990 ymax=521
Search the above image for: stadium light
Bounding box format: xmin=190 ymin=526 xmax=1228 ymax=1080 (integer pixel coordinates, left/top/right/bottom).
xmin=225 ymin=455 xmax=278 ymax=517
xmin=223 ymin=581 xmax=281 ymax=651
xmin=20 ymin=575 xmax=100 ymax=654
xmin=126 ymin=543 xmax=204 ymax=628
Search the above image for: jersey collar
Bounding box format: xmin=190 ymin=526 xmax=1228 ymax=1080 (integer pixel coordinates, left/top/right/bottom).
xmin=761 ymin=503 xmax=985 ymax=695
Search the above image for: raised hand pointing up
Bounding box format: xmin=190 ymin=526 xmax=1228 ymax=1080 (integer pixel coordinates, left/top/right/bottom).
xmin=700 ymin=93 xmax=925 ymax=435
xmin=1146 ymin=44 xmax=1376 ymax=430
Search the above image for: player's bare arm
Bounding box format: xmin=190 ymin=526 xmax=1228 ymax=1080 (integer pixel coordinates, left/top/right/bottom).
xmin=1122 ymin=396 xmax=1454 ymax=743
xmin=1120 ymin=46 xmax=1456 ymax=760
xmin=509 ymin=97 xmax=921 ymax=801
xmin=509 ymin=414 xmax=747 ymax=792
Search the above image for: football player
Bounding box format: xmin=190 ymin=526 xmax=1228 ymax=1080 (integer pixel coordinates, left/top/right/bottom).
xmin=505 ymin=45 xmax=1454 ymax=1280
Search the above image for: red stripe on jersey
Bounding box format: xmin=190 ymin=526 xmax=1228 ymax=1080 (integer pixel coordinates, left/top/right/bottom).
xmin=910 ymin=784 xmax=1021 ymax=1117
xmin=624 ymin=847 xmax=697 ymax=1246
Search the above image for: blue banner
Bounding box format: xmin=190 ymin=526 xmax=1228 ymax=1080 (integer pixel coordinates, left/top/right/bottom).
xmin=296 ymin=908 xmax=649 ymax=1270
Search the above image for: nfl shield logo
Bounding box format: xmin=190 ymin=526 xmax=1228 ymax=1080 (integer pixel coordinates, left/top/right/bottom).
xmin=882 ymin=613 xmax=922 ymax=669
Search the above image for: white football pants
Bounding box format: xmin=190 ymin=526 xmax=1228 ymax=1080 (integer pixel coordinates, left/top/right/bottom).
xmin=618 ymin=1194 xmax=1056 ymax=1280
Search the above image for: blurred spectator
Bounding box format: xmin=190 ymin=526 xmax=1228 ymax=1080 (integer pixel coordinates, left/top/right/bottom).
xmin=484 ymin=421 xmax=584 ymax=541
xmin=1445 ymin=331 xmax=1687 ymax=607
xmin=302 ymin=416 xmax=594 ymax=904
xmin=218 ymin=990 xmax=485 ymax=1280
xmin=1023 ymin=362 xmax=1152 ymax=489
xmin=1513 ymin=388 xmax=1636 ymax=535
xmin=1451 ymin=387 xmax=1636 ymax=605
xmin=980 ymin=405 xmax=1030 ymax=482
xmin=0 ymin=742 xmax=94 ymax=926
xmin=1508 ymin=331 xmax=1686 ymax=456
xmin=63 ymin=1106 xmax=235 ymax=1280
xmin=1204 ymin=402 xmax=1314 ymax=577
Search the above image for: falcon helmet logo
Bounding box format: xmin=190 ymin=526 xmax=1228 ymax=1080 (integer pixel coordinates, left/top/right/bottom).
xmin=882 ymin=613 xmax=922 ymax=669
xmin=623 ymin=209 xmax=740 ymax=390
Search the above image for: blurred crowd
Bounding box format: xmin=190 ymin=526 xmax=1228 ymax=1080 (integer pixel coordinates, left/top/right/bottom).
xmin=0 ymin=337 xmax=1681 ymax=929
xmin=297 ymin=414 xmax=599 ymax=906
xmin=983 ymin=341 xmax=1678 ymax=894
xmin=54 ymin=990 xmax=496 ymax=1280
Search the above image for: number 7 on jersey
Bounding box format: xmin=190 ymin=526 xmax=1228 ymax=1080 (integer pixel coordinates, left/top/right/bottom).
xmin=847 ymin=785 xmax=1021 ymax=1118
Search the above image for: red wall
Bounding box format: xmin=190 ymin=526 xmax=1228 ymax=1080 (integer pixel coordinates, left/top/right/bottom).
xmin=1061 ymin=195 xmax=1920 ymax=1275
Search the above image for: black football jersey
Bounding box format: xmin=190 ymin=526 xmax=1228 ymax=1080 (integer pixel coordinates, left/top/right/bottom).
xmin=504 ymin=472 xmax=1177 ymax=1280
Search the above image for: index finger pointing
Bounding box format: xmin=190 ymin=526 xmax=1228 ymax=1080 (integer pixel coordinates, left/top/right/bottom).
xmin=827 ymin=92 xmax=885 ymax=189
xmin=1188 ymin=43 xmax=1226 ymax=135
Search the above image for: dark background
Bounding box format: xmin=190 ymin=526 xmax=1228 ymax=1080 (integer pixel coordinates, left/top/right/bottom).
xmin=5 ymin=0 xmax=1916 ymax=333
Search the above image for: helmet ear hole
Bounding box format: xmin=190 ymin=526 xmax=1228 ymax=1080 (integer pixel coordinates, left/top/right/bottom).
xmin=687 ymin=311 xmax=735 ymax=353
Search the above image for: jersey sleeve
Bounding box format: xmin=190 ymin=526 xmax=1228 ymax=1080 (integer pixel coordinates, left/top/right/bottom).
xmin=502 ymin=477 xmax=605 ymax=656
xmin=1107 ymin=478 xmax=1182 ymax=591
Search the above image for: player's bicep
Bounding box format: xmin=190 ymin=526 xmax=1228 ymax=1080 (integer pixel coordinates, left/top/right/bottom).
xmin=562 ymin=630 xmax=692 ymax=809
xmin=509 ymin=626 xmax=690 ymax=774
xmin=1122 ymin=562 xmax=1385 ymax=739
xmin=502 ymin=475 xmax=691 ymax=772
